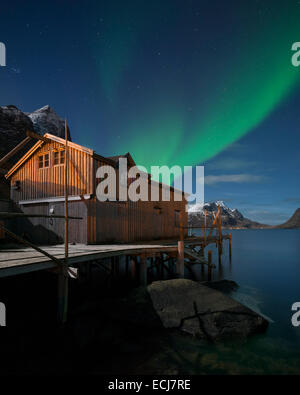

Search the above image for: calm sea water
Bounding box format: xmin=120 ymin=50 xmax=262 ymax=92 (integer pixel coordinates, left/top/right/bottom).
xmin=144 ymin=229 xmax=300 ymax=375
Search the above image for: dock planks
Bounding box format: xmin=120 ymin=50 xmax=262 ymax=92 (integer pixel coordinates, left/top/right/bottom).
xmin=0 ymin=235 xmax=227 ymax=278
xmin=0 ymin=243 xmax=178 ymax=278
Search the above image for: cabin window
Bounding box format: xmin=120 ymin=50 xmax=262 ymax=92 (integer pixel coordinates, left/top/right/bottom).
xmin=38 ymin=153 xmax=49 ymax=169
xmin=53 ymin=150 xmax=65 ymax=166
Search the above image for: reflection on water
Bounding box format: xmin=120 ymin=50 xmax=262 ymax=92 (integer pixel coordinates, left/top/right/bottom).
xmin=143 ymin=229 xmax=300 ymax=375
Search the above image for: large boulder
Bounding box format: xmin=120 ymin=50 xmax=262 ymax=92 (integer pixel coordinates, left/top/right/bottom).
xmin=148 ymin=279 xmax=268 ymax=341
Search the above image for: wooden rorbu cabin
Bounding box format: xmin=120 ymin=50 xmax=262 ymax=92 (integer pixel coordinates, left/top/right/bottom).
xmin=5 ymin=133 xmax=188 ymax=244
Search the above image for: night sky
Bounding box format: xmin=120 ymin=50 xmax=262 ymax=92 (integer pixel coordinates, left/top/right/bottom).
xmin=1 ymin=0 xmax=300 ymax=224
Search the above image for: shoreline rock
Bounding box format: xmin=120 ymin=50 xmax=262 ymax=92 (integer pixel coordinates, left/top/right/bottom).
xmin=148 ymin=279 xmax=268 ymax=342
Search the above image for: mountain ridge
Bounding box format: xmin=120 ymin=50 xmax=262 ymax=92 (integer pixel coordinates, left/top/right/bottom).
xmin=188 ymin=201 xmax=268 ymax=229
xmin=189 ymin=201 xmax=300 ymax=229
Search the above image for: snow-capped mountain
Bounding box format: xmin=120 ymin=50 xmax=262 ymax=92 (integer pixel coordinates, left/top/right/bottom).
xmin=27 ymin=105 xmax=71 ymax=140
xmin=188 ymin=201 xmax=267 ymax=228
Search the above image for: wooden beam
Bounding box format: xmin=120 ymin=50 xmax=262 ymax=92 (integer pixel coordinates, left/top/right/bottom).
xmin=0 ymin=225 xmax=62 ymax=266
xmin=204 ymin=209 xmax=207 ymax=244
xmin=184 ymin=247 xmax=215 ymax=267
xmin=139 ymin=254 xmax=147 ymax=286
xmin=205 ymin=206 xmax=221 ymax=243
xmin=0 ymin=212 xmax=82 ymax=219
xmin=26 ymin=130 xmax=52 ymax=143
xmin=177 ymin=211 xmax=185 ymax=278
xmin=58 ymin=120 xmax=69 ymax=325
xmin=208 ymin=250 xmax=212 ymax=281
xmin=0 ymin=136 xmax=32 ymax=167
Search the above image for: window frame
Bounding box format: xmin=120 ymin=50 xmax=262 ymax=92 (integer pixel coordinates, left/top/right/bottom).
xmin=53 ymin=149 xmax=65 ymax=166
xmin=38 ymin=153 xmax=50 ymax=169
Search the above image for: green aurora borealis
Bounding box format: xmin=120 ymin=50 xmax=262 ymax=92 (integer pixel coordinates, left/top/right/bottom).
xmin=93 ymin=1 xmax=300 ymax=173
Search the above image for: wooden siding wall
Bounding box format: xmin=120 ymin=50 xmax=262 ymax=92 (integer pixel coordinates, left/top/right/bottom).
xmin=89 ymin=159 xmax=188 ymax=243
xmin=8 ymin=144 xmax=188 ymax=244
xmin=10 ymin=141 xmax=93 ymax=202
xmin=17 ymin=201 xmax=88 ymax=244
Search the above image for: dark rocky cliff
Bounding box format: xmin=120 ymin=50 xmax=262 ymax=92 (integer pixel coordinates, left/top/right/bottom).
xmin=0 ymin=104 xmax=71 ymax=199
xmin=276 ymin=208 xmax=300 ymax=229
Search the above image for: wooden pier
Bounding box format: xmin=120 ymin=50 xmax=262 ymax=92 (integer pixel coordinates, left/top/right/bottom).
xmin=0 ymin=234 xmax=230 ymax=279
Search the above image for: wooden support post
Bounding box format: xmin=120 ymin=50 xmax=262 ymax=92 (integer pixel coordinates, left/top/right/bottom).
xmin=219 ymin=214 xmax=223 ymax=254
xmin=158 ymin=256 xmax=163 ymax=279
xmin=131 ymin=257 xmax=137 ymax=280
xmin=199 ymin=245 xmax=204 ymax=257
xmin=229 ymin=233 xmax=232 ymax=262
xmin=139 ymin=255 xmax=147 ymax=286
xmin=168 ymin=257 xmax=174 ymax=275
xmin=206 ymin=206 xmax=220 ymax=243
xmin=208 ymin=250 xmax=212 ymax=281
xmin=115 ymin=256 xmax=120 ymax=276
xmin=204 ymin=209 xmax=207 ymax=245
xmin=125 ymin=256 xmax=129 ymax=277
xmin=176 ymin=211 xmax=185 ymax=278
xmin=217 ymin=207 xmax=222 ymax=266
xmin=0 ymin=136 xmax=32 ymax=167
xmin=110 ymin=257 xmax=114 ymax=280
xmin=58 ymin=119 xmax=69 ymax=325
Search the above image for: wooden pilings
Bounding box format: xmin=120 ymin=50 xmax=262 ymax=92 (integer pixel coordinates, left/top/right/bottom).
xmin=204 ymin=209 xmax=207 ymax=245
xmin=177 ymin=240 xmax=185 ymax=278
xmin=139 ymin=254 xmax=147 ymax=286
xmin=58 ymin=120 xmax=69 ymax=325
xmin=208 ymin=250 xmax=212 ymax=281
xmin=131 ymin=257 xmax=137 ymax=280
xmin=229 ymin=233 xmax=232 ymax=262
xmin=217 ymin=208 xmax=222 ymax=266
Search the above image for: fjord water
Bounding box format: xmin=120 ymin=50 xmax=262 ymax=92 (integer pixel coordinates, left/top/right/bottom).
xmin=153 ymin=229 xmax=300 ymax=375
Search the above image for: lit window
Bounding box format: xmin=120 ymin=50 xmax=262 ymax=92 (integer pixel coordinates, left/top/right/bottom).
xmin=38 ymin=154 xmax=50 ymax=169
xmin=60 ymin=150 xmax=65 ymax=164
xmin=44 ymin=154 xmax=49 ymax=167
xmin=53 ymin=150 xmax=65 ymax=166
xmin=38 ymin=155 xmax=43 ymax=169
xmin=53 ymin=151 xmax=59 ymax=165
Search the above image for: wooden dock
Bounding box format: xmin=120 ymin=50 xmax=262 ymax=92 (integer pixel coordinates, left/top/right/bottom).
xmin=0 ymin=243 xmax=179 ymax=278
xmin=0 ymin=234 xmax=229 ymax=278
xmin=0 ymin=203 xmax=232 ymax=324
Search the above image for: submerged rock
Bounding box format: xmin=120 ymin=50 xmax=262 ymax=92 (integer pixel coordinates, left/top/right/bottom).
xmin=148 ymin=279 xmax=268 ymax=342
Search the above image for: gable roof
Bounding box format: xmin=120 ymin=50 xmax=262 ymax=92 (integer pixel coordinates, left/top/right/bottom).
xmin=6 ymin=133 xmax=96 ymax=178
xmin=107 ymin=152 xmax=136 ymax=167
xmin=5 ymin=133 xmax=134 ymax=179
